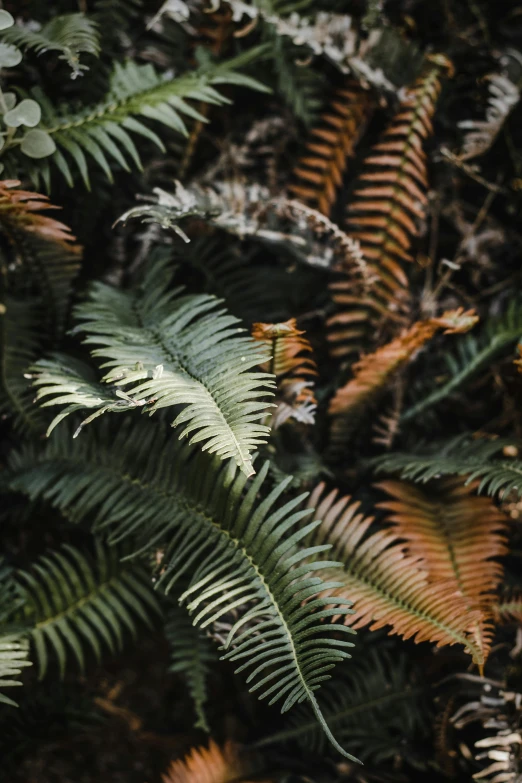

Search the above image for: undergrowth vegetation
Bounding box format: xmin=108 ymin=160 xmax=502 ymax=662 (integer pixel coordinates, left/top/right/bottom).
xmin=2 ymin=1 xmax=522 ymax=781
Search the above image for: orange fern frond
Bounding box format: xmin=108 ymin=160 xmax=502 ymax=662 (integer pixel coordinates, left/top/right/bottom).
xmin=162 ymin=740 xmax=267 ymax=783
xmin=327 ymin=55 xmax=453 ymax=362
xmin=0 ymin=180 xmax=80 ymax=248
xmin=376 ymin=478 xmax=508 ymax=662
xmin=306 ymin=482 xmax=488 ymax=664
xmin=328 ymin=308 xmax=478 ymax=446
xmin=252 ymin=319 xmax=317 ymax=428
xmin=289 ymin=80 xmax=373 ymax=217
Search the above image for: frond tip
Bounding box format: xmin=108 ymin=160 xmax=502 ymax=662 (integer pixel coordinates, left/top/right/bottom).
xmin=162 ymin=739 xmax=268 ymax=782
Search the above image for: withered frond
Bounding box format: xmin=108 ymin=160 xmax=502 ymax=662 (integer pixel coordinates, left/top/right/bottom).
xmin=376 ymin=478 xmax=508 ymax=662
xmin=306 ymin=482 xmax=486 ymax=663
xmin=328 ymin=308 xmax=478 ymax=446
xmin=162 ymin=739 xmax=267 ymax=783
xmin=289 ymin=80 xmax=373 ymax=217
xmin=252 ymin=318 xmax=317 ymax=428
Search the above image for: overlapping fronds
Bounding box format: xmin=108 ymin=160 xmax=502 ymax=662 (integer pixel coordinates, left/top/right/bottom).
xmin=3 ymin=14 xmax=100 ymax=77
xmin=165 ymin=603 xmax=217 ymax=732
xmin=304 ymin=481 xmax=490 ymax=663
xmin=376 ymin=478 xmax=507 ymax=662
xmin=162 ymin=739 xmax=267 ymax=783
xmin=7 ymin=420 xmax=358 ymax=759
xmin=458 ymin=73 xmax=520 ymax=162
xmin=13 ymin=48 xmax=268 ymax=190
xmin=327 ymin=55 xmax=452 ymax=362
xmin=31 ymin=253 xmax=275 ymax=476
xmin=0 ymin=180 xmax=82 ymax=333
xmin=258 ymin=649 xmax=425 ymax=763
xmin=289 ymin=80 xmax=372 ymax=216
xmin=372 ymin=435 xmax=522 ymax=499
xmin=252 ymin=319 xmax=317 ymax=427
xmin=328 ymin=308 xmax=478 ymax=448
xmin=16 ymin=541 xmax=161 ymax=679
xmin=403 ymin=299 xmax=522 ymax=422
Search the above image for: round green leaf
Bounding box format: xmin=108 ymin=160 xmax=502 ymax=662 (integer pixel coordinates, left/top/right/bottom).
xmin=20 ymin=129 xmax=56 ymax=159
xmin=3 ymin=92 xmax=17 ymax=112
xmin=0 ymin=11 xmax=14 ymax=31
xmin=4 ymin=99 xmax=41 ymax=128
xmin=0 ymin=43 xmax=22 ymax=68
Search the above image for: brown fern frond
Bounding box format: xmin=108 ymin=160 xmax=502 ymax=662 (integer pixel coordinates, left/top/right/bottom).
xmin=0 ymin=180 xmax=81 ymax=248
xmin=252 ymin=318 xmax=317 ymax=428
xmin=327 ymin=55 xmax=453 ymax=362
xmin=376 ymin=478 xmax=508 ymax=662
xmin=162 ymin=740 xmax=267 ymax=783
xmin=306 ymin=482 xmax=486 ymax=664
xmin=289 ymin=80 xmax=373 ymax=217
xmin=328 ymin=308 xmax=478 ymax=445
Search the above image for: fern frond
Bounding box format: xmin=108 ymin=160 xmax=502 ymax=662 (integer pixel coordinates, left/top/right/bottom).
xmin=3 ymin=14 xmax=100 ymax=78
xmin=0 ymin=180 xmax=82 ymax=335
xmin=458 ymin=73 xmax=520 ymax=161
xmin=7 ymin=421 xmax=358 ymax=759
xmin=372 ymin=435 xmax=522 ymax=499
xmin=328 ymin=308 xmax=478 ymax=448
xmin=32 ymin=254 xmax=275 ymax=476
xmin=12 ymin=48 xmax=269 ymax=189
xmin=328 ymin=55 xmax=452 ymax=362
xmin=16 ymin=540 xmax=161 ymax=679
xmin=258 ymin=649 xmax=425 ymax=763
xmin=165 ymin=603 xmax=217 ymax=732
xmin=252 ymin=319 xmax=317 ymax=428
xmin=162 ymin=739 xmax=266 ymax=783
xmin=492 ymin=593 xmax=522 ymax=625
xmin=0 ymin=570 xmax=31 ymax=707
xmin=345 ymin=54 xmax=451 ymax=278
xmin=289 ymin=80 xmax=373 ymax=216
xmin=305 ymin=482 xmax=488 ymax=663
xmin=376 ymin=478 xmax=507 ymax=662
xmin=402 ymin=299 xmax=522 ymax=422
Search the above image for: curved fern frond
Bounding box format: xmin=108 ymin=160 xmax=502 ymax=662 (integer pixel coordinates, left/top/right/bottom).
xmin=376 ymin=478 xmax=507 ymax=662
xmin=165 ymin=603 xmax=217 ymax=732
xmin=328 ymin=309 xmax=478 ymax=449
xmin=12 ymin=48 xmax=269 ymax=189
xmin=289 ymin=80 xmax=373 ymax=216
xmin=402 ymin=299 xmax=522 ymax=422
xmin=258 ymin=649 xmax=425 ymax=763
xmin=16 ymin=540 xmax=161 ymax=679
xmin=32 ymin=254 xmax=275 ymax=476
xmin=372 ymin=435 xmax=522 ymax=499
xmin=252 ymin=319 xmax=317 ymax=428
xmin=7 ymin=421 xmax=358 ymax=759
xmin=3 ymin=14 xmax=100 ymax=77
xmin=162 ymin=739 xmax=267 ymax=783
xmin=305 ymin=482 xmax=488 ymax=663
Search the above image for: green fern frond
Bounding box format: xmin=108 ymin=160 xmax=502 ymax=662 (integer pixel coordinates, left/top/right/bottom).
xmin=32 ymin=254 xmax=275 ymax=476
xmin=13 ymin=48 xmax=269 ymax=189
xmin=372 ymin=435 xmax=522 ymax=499
xmin=402 ymin=299 xmax=522 ymax=422
xmin=16 ymin=540 xmax=161 ymax=679
xmin=258 ymin=649 xmax=425 ymax=762
xmin=0 ymin=296 xmax=45 ymax=432
xmin=165 ymin=603 xmax=217 ymax=732
xmin=0 ymin=566 xmax=31 ymax=707
xmin=7 ymin=420 xmax=359 ymax=760
xmin=2 ymin=14 xmax=100 ymax=77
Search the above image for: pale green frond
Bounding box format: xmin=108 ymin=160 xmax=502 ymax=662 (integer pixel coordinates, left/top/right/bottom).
xmin=32 ymin=254 xmax=275 ymax=476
